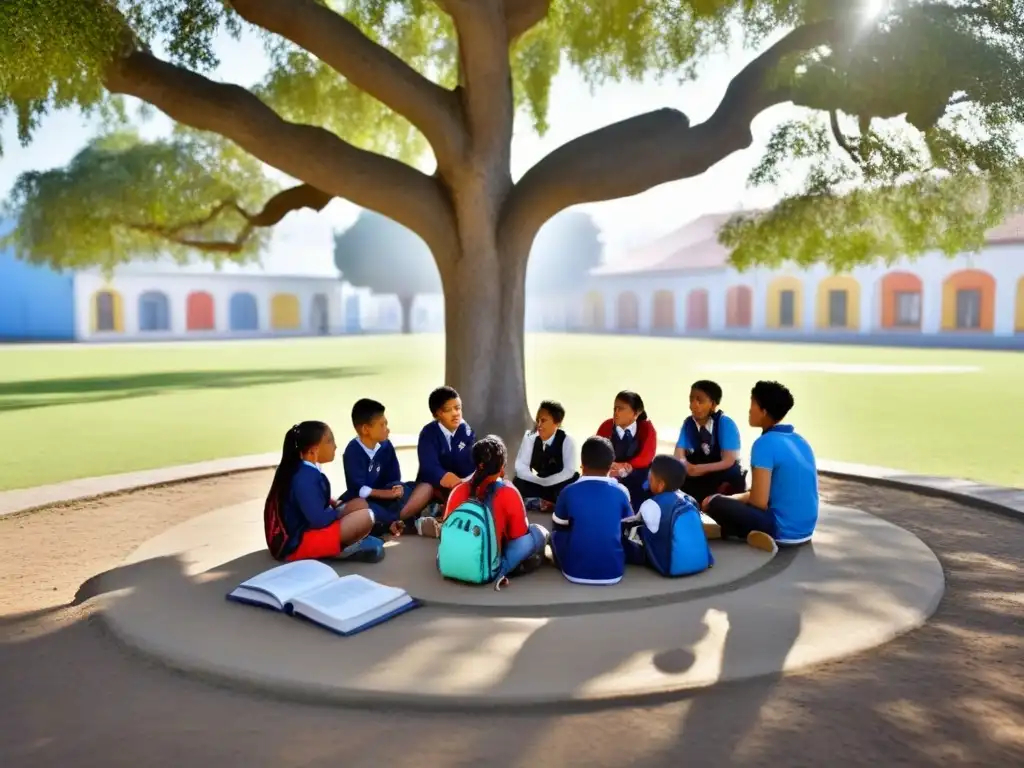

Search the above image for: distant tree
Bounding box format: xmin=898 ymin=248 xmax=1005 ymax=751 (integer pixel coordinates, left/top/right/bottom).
xmin=333 ymin=210 xmax=438 ymax=333
xmin=333 ymin=207 xmax=602 ymax=330
xmin=527 ymin=210 xmax=604 ymax=295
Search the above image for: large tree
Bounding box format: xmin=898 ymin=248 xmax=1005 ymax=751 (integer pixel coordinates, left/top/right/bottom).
xmin=333 ymin=208 xmax=602 ymax=331
xmin=4 ymin=1 xmax=1024 ymax=445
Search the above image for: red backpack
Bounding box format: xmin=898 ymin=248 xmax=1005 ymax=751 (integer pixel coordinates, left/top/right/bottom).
xmin=263 ymin=494 xmax=290 ymax=561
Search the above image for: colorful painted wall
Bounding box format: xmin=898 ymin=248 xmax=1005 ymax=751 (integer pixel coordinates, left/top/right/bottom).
xmin=0 ymin=231 xmax=76 ymax=341
xmin=563 ymin=244 xmax=1024 ymax=343
xmin=72 ymin=269 xmax=348 ymax=341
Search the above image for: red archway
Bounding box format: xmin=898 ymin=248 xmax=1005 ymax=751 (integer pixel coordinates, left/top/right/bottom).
xmin=686 ymin=289 xmax=709 ymax=331
xmin=726 ymin=285 xmax=752 ymax=328
xmin=186 ymin=291 xmax=215 ymax=331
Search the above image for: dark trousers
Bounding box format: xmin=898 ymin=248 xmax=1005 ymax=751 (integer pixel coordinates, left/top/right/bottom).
xmin=617 ymin=468 xmax=649 ymax=513
xmin=682 ymin=467 xmax=746 ymax=504
xmin=704 ymin=495 xmax=777 ymax=540
xmin=513 ymin=474 xmax=580 ymax=503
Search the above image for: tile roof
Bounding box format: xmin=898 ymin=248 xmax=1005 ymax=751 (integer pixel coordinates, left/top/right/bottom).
xmin=595 ymin=208 xmax=1024 ymax=277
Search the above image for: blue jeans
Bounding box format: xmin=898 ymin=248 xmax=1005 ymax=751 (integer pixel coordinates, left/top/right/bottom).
xmin=501 ymin=524 xmax=548 ymax=576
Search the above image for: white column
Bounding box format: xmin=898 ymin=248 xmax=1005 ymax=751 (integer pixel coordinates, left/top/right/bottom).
xmin=858 ymin=276 xmax=875 ymax=333
xmin=920 ymin=274 xmax=943 ymax=335
xmin=993 ymin=275 xmax=1017 ymax=336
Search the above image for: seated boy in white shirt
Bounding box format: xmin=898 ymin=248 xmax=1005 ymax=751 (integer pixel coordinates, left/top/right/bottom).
xmin=512 ymin=400 xmax=580 ymax=512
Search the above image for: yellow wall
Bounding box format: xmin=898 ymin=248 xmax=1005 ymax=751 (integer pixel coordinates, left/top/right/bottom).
xmin=91 ymin=289 xmax=124 ymax=332
xmin=1016 ymin=278 xmax=1024 ymax=332
xmin=765 ymin=276 xmax=803 ymax=329
xmin=815 ymin=275 xmax=861 ymax=330
xmin=270 ymin=293 xmax=300 ymax=329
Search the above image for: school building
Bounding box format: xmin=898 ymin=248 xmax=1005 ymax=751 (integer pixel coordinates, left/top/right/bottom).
xmin=533 ymin=211 xmax=1024 ymax=347
xmin=0 ymin=217 xmax=446 ymax=341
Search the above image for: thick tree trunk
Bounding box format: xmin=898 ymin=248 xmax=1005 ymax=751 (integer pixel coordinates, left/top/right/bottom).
xmin=397 ymin=293 xmax=415 ymax=334
xmin=437 ymin=194 xmax=533 ymax=462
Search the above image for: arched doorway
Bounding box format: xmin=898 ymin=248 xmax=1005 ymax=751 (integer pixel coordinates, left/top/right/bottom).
xmin=583 ymin=291 xmax=605 ymax=330
xmin=686 ymin=289 xmax=709 ymax=331
xmin=138 ymin=291 xmax=170 ymax=331
xmin=310 ymin=293 xmax=329 ymax=335
xmin=725 ymin=285 xmax=752 ymax=328
xmin=186 ymin=291 xmax=215 ymax=331
xmin=766 ymin=276 xmax=803 ymax=329
xmin=93 ymin=290 xmax=123 ymax=332
xmin=879 ymin=271 xmax=923 ymax=330
xmin=616 ymin=291 xmax=639 ymax=331
xmin=815 ymin=275 xmax=861 ymax=330
xmin=941 ymin=269 xmax=995 ymax=331
xmin=651 ymin=290 xmax=675 ymax=332
xmin=271 ymin=293 xmax=301 ymax=330
xmin=229 ymin=292 xmax=259 ymax=331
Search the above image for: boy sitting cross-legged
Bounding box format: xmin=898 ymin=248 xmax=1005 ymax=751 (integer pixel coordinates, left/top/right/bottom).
xmin=623 ymin=454 xmax=714 ymax=577
xmin=341 ymin=398 xmax=426 ymax=538
xmin=400 ymin=386 xmax=476 ymax=538
xmin=550 ymin=436 xmax=634 ymax=586
xmin=512 ymin=400 xmax=580 ymax=513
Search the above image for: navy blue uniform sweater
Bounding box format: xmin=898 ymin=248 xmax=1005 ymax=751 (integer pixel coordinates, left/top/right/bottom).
xmin=281 ymin=462 xmax=336 ymax=554
xmin=415 ymin=421 xmax=475 ymax=487
xmin=340 ymin=438 xmax=402 ymax=503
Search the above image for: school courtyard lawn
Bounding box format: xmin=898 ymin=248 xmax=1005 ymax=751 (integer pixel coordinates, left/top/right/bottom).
xmin=0 ymin=333 xmax=1020 ymax=491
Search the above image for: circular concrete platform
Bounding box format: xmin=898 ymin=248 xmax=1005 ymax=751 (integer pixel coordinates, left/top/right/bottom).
xmin=95 ymin=502 xmax=945 ymax=710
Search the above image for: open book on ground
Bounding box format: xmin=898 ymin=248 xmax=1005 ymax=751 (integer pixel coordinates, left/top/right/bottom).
xmin=227 ymin=560 xmax=420 ymax=636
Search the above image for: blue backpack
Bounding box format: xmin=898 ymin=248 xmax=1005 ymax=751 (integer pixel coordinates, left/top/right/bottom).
xmin=642 ymin=492 xmax=715 ymax=577
xmin=436 ymin=482 xmax=502 ymax=585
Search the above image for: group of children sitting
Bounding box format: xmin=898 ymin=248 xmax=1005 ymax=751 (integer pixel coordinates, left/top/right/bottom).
xmin=263 ymin=379 xmax=819 ymax=590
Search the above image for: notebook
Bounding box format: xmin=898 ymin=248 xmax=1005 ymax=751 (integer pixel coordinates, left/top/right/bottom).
xmin=226 ymin=560 xmax=420 ymax=636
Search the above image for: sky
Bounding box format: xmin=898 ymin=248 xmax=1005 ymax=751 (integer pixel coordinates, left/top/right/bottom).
xmin=0 ymin=23 xmax=809 ymax=277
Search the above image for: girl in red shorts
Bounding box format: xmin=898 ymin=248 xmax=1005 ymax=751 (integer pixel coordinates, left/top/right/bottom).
xmin=263 ymin=420 xmax=384 ymax=562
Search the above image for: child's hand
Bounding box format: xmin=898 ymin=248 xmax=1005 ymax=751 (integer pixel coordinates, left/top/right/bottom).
xmin=390 ymin=485 xmax=405 ymax=499
xmin=540 ymin=499 xmax=554 ymax=513
xmin=440 ymin=472 xmax=460 ymax=489
xmin=701 ymin=494 xmax=718 ymax=512
xmin=389 ymin=520 xmax=405 ymax=536
xmin=686 ymin=463 xmax=704 ymax=477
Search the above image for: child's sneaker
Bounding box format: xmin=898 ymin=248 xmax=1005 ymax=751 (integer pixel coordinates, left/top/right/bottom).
xmin=339 ymin=536 xmax=386 ymax=563
xmin=523 ymin=497 xmax=543 ymax=512
xmin=746 ymin=530 xmax=778 ymax=554
xmin=416 ymin=516 xmax=442 ymax=538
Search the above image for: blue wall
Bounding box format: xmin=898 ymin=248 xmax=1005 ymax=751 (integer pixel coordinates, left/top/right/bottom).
xmin=0 ymin=224 xmax=76 ymax=341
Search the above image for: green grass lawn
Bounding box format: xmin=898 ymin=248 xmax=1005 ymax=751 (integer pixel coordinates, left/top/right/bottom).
xmin=0 ymin=334 xmax=1020 ymax=490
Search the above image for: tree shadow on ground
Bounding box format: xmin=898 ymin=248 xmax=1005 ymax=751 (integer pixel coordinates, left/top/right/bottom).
xmin=2 ymin=483 xmax=1023 ymax=767
xmin=0 ymin=367 xmax=373 ymax=413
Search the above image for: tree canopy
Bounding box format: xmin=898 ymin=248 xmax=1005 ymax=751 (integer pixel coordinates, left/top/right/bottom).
xmin=4 ymin=1 xmax=1024 ymax=275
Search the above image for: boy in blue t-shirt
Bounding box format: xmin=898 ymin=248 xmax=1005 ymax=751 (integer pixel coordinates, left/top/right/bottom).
xmin=341 ymin=398 xmax=423 ymax=537
xmin=550 ymin=436 xmax=634 ymax=585
xmin=703 ymin=380 xmax=819 ymax=554
xmin=674 ymin=380 xmax=746 ymax=503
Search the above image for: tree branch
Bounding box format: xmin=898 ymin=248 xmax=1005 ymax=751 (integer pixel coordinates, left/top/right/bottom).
xmin=103 ymin=49 xmax=458 ymax=255
xmin=444 ymin=1 xmax=514 ymax=157
xmin=499 ymin=19 xmax=842 ymax=242
xmin=228 ymin=0 xmax=465 ymax=166
xmin=830 ymin=110 xmax=862 ymax=164
xmin=504 ymin=0 xmax=550 ymax=41
xmin=115 ymin=184 xmax=333 ymax=254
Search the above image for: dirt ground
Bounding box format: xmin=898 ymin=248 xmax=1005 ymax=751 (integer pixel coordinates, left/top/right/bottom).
xmin=1 ymin=472 xmax=1022 ymax=768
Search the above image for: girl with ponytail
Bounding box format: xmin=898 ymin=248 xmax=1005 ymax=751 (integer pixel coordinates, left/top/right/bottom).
xmin=263 ymin=420 xmax=382 ymax=562
xmin=595 ymin=389 xmax=658 ymax=512
xmin=437 ymin=435 xmax=549 ymax=587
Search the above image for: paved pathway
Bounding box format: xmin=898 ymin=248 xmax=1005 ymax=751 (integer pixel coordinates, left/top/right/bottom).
xmin=1 ymin=472 xmax=1022 ymax=767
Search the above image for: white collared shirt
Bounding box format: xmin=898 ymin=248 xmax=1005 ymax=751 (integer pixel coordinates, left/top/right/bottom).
xmin=357 ymin=441 xmax=381 ymax=499
xmin=438 ymin=422 xmax=455 ymax=448
xmin=615 ymin=421 xmax=638 ymax=440
xmin=513 ymin=429 xmax=578 ymax=488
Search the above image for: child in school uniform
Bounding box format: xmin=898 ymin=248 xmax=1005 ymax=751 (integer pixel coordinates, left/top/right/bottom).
xmin=595 ymin=390 xmax=657 ymax=512
xmin=674 ymin=380 xmax=746 ymax=503
xmin=341 ymin=398 xmax=422 ymax=538
xmin=262 ymin=420 xmax=385 ymax=563
xmin=512 ymin=399 xmax=580 ymax=512
xmin=443 ymin=435 xmax=549 ymax=590
xmin=550 ymin=436 xmax=635 ymax=585
xmin=623 ymin=454 xmax=714 ymax=577
xmin=407 ymin=385 xmax=476 ymax=537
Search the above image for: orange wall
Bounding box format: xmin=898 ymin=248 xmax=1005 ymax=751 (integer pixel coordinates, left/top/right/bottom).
xmin=880 ymin=271 xmax=923 ymax=329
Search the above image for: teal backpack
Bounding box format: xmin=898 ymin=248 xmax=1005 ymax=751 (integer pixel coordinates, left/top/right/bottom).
xmin=436 ymin=481 xmax=502 ymax=585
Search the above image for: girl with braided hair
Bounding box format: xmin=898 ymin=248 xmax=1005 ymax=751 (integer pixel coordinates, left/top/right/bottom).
xmin=438 ymin=435 xmax=549 ymax=588
xmin=263 ymin=420 xmax=384 ymax=562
